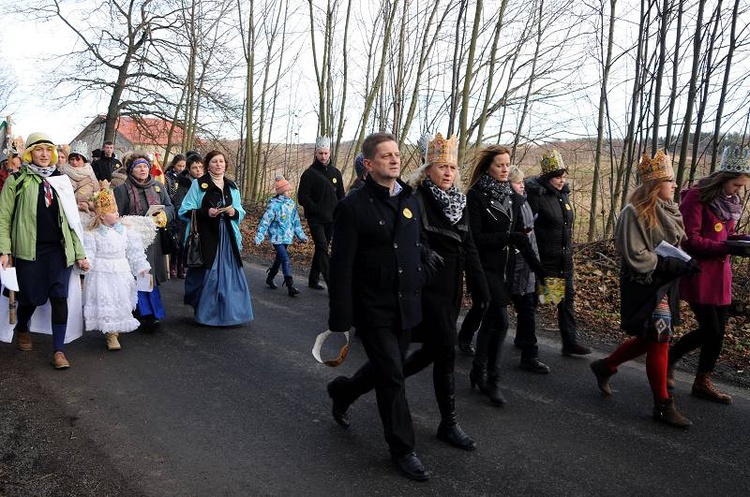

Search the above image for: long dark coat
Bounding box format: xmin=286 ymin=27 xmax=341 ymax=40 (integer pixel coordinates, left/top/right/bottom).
xmin=187 ymin=174 xmax=243 ymax=270
xmin=297 ymin=160 xmax=345 ymax=224
xmin=328 ymin=176 xmax=426 ymax=332
xmin=466 ymin=185 xmax=514 ymax=306
xmin=525 ymin=176 xmax=574 ymax=277
xmin=412 ymin=184 xmax=489 ymax=343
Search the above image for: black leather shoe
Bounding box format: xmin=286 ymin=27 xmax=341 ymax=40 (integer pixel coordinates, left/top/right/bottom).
xmin=562 ymin=343 xmax=592 ymax=356
xmin=327 ymin=376 xmax=351 ymax=428
xmin=520 ymin=357 xmax=551 ymax=374
xmin=308 ymin=282 xmax=325 ymax=290
xmin=392 ymin=452 xmax=431 ymax=481
xmin=437 ymin=423 xmax=477 ymax=451
xmin=457 ymin=340 xmax=475 ymax=356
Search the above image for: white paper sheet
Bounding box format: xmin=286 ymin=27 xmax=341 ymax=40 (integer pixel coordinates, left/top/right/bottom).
xmin=136 ymin=273 xmax=153 ymax=292
xmin=0 ymin=267 xmax=19 ymax=292
xmin=654 ymin=241 xmax=691 ymax=262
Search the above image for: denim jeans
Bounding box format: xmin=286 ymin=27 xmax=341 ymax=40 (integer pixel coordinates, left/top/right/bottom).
xmin=271 ymin=244 xmax=292 ymax=277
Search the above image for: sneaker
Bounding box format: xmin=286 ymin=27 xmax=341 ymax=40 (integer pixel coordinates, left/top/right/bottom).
xmin=52 ymin=351 xmax=70 ymax=369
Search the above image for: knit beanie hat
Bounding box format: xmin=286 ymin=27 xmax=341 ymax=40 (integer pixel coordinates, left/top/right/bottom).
xmin=23 ymin=132 xmax=58 ymax=165
xmin=275 ymin=173 xmax=291 ymax=194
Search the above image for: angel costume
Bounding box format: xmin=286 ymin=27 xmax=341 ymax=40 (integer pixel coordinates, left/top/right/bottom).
xmin=83 ymin=220 xmax=151 ymax=333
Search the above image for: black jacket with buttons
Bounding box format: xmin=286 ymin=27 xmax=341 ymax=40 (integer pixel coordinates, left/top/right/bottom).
xmin=525 ymin=176 xmax=574 ymax=276
xmin=297 ymin=159 xmax=345 ymax=224
xmin=328 ymin=176 xmax=425 ymax=332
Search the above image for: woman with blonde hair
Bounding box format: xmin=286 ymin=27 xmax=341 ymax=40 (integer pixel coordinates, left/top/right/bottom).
xmin=590 ymin=150 xmax=699 ymax=428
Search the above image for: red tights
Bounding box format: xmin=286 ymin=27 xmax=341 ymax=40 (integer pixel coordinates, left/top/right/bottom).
xmin=603 ymin=337 xmax=669 ymax=401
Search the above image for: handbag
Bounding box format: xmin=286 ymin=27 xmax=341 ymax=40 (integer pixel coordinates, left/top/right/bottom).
xmin=186 ymin=210 xmax=203 ymax=268
xmin=159 ymin=225 xmax=180 ymax=255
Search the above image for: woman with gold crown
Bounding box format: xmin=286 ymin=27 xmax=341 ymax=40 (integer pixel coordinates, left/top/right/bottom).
xmin=83 ymin=185 xmax=151 ymax=351
xmin=667 ymin=146 xmax=750 ymax=404
xmin=590 ymin=150 xmax=699 ymax=428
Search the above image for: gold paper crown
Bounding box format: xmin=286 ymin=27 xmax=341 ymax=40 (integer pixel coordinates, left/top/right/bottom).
xmin=540 ymin=150 xmax=566 ymax=175
xmin=637 ymin=150 xmax=673 ymax=183
xmin=719 ymin=146 xmax=750 ymax=174
xmin=91 ymin=182 xmax=117 ymax=214
xmin=426 ymin=133 xmax=458 ymax=166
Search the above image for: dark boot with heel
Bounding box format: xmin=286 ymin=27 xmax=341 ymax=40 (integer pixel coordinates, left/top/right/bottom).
xmin=435 ymin=374 xmax=476 ymax=451
xmin=653 ymin=397 xmax=692 ymax=428
xmin=283 ymin=276 xmax=300 ymax=297
xmin=265 ymin=268 xmax=278 ymax=289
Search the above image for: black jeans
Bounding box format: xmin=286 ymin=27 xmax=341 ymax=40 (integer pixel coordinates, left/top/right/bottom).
xmin=669 ymin=303 xmax=729 ymax=373
xmin=558 ymin=274 xmax=579 ymax=347
xmin=307 ymin=222 xmax=332 ymax=285
xmin=473 ymin=302 xmax=509 ymax=378
xmin=341 ymin=325 xmax=415 ymax=458
xmin=511 ymin=292 xmax=539 ymax=359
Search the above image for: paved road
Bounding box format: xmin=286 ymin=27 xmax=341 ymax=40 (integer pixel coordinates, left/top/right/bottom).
xmin=2 ymin=261 xmax=750 ymax=496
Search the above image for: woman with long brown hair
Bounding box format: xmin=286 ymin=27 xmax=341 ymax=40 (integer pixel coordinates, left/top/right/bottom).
xmin=590 ymin=150 xmax=699 ymax=428
xmin=668 ymin=147 xmax=750 ymax=403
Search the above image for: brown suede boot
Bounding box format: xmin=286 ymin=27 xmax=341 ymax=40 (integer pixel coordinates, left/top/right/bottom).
xmin=590 ymin=359 xmax=616 ymax=396
xmin=16 ymin=331 xmax=32 ymax=351
xmin=105 ymin=333 xmax=122 ymax=351
xmin=653 ymin=397 xmax=692 ymax=428
xmin=692 ymin=372 xmax=732 ymax=404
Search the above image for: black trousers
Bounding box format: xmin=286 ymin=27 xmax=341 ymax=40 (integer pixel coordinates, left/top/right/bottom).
xmin=342 ymin=325 xmax=415 ymax=457
xmin=669 ymin=303 xmax=729 ymax=373
xmin=307 ymin=222 xmax=332 ymax=285
xmin=457 ymin=301 xmax=485 ymax=344
xmin=473 ymin=302 xmax=509 ymax=378
xmin=558 ymin=274 xmax=579 ymax=347
xmin=511 ymin=292 xmax=539 ymax=359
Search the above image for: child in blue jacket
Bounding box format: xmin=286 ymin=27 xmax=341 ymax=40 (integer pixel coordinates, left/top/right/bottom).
xmin=254 ymin=174 xmax=308 ymax=296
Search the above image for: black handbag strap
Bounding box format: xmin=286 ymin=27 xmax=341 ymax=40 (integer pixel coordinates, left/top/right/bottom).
xmin=190 ymin=209 xmax=199 ymax=234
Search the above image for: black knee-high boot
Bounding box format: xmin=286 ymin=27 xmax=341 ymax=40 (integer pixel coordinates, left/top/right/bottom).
xmin=283 ymin=276 xmax=300 ymax=297
xmin=435 ymin=374 xmax=476 ymax=450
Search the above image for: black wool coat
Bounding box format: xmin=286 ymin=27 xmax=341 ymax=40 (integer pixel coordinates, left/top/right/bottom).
xmin=412 ymin=184 xmax=489 ymax=344
xmin=525 ymin=176 xmax=574 ymax=277
xmin=189 ymin=174 xmax=242 ymax=270
xmin=328 ymin=176 xmax=426 ymax=332
xmin=297 ymin=160 xmax=345 ymax=224
xmin=466 ymin=185 xmax=514 ymax=306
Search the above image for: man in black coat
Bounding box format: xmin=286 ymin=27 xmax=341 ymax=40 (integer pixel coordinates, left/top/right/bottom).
xmin=296 ymin=137 xmax=345 ymax=289
xmin=326 ymin=132 xmax=430 ymax=482
xmin=92 ymin=140 xmax=123 ymax=182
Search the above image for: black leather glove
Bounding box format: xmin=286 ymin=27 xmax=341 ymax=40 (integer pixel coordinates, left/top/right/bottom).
xmin=684 ymin=258 xmax=701 ymax=276
xmin=422 ymin=248 xmax=445 ymax=274
xmin=726 ymin=243 xmax=750 ymax=257
xmin=508 ymin=232 xmax=531 ymax=250
xmin=534 ymin=268 xmax=548 ymax=287
xmin=656 ymin=255 xmax=700 ymax=278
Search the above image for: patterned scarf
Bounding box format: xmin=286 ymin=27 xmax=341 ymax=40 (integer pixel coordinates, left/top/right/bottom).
xmin=26 ymin=163 xmax=56 ymax=178
xmin=710 ymin=194 xmax=742 ymax=222
xmin=423 ymin=177 xmax=466 ymax=225
xmin=476 ymin=171 xmax=513 ymax=202
xmin=124 ymin=176 xmax=161 ymax=215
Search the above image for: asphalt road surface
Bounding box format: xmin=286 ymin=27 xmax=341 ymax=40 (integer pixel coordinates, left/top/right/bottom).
xmin=1 ymin=260 xmax=750 ymax=496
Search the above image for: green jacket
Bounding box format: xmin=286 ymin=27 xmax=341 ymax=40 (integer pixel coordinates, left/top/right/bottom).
xmin=0 ymin=168 xmax=86 ymax=265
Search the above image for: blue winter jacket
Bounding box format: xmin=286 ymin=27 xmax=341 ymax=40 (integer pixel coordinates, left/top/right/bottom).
xmin=254 ymin=195 xmax=308 ymax=245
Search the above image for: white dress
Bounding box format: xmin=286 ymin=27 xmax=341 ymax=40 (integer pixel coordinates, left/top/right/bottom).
xmin=83 ymin=223 xmax=150 ymax=333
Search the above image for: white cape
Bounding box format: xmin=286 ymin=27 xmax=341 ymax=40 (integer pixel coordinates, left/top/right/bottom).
xmin=0 ymin=175 xmax=85 ymax=344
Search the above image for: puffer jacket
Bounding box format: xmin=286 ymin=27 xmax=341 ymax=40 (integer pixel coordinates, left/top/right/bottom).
xmin=254 ymin=195 xmax=308 ymax=245
xmin=525 ymin=176 xmax=574 ymax=276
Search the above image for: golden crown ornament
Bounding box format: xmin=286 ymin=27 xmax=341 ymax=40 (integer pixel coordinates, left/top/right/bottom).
xmin=637 ymin=149 xmax=673 ymax=183
xmin=91 ymin=182 xmax=117 ymax=214
xmin=426 ymin=133 xmax=458 ymax=166
xmin=540 ymin=150 xmax=566 ymax=175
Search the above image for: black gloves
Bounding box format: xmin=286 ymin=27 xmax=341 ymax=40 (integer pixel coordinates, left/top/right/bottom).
xmin=726 ymin=243 xmax=750 ymax=257
xmin=534 ymin=268 xmax=548 ymax=287
xmin=656 ymin=255 xmax=701 ymax=278
xmin=422 ymin=247 xmax=445 ymax=274
xmin=508 ymin=232 xmax=531 ymax=250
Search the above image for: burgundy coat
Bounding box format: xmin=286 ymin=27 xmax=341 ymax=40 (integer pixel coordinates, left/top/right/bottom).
xmin=678 ymin=187 xmax=734 ymax=306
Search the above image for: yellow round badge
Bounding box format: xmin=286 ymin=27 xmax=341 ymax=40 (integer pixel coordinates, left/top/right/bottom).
xmin=201 ymin=183 xmax=209 ymax=189
xmin=332 ymin=178 xmax=338 ymax=184
xmin=403 ymin=208 xmax=413 ymax=219
xmin=565 ymin=204 xmax=572 ymax=211
xmin=714 ymin=222 xmax=723 ymax=233
xmin=155 ymin=186 xmax=161 ymax=192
